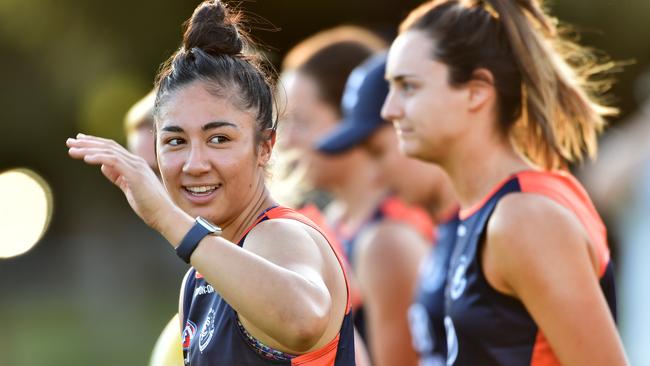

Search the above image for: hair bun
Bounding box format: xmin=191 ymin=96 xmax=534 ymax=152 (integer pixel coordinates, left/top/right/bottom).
xmin=182 ymin=0 xmax=243 ymax=56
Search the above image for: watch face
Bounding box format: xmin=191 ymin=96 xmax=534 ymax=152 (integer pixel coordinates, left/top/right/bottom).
xmin=196 ymin=216 xmax=222 ymax=235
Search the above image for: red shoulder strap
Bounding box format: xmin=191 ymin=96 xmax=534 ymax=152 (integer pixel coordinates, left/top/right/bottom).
xmin=517 ymin=171 xmax=610 ymax=277
xmin=380 ymin=196 xmax=435 ymax=242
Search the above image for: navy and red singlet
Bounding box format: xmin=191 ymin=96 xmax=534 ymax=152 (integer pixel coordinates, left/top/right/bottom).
xmin=443 ymin=170 xmax=616 ymax=366
xmin=180 ymin=206 xmax=356 ymax=365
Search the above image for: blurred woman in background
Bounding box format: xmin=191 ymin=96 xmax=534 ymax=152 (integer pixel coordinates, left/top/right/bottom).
xmin=124 ymin=89 xmax=158 ymax=173
xmin=315 ymin=53 xmax=458 ymax=366
xmin=273 ymin=26 xmax=388 ymax=366
xmin=278 ymin=27 xmax=441 ymax=366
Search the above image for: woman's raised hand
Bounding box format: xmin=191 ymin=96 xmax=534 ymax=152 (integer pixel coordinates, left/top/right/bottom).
xmin=67 ymin=133 xmax=176 ymax=231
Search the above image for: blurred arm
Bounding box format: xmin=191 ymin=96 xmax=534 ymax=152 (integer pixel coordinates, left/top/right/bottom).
xmin=355 ymin=221 xmax=429 ymax=366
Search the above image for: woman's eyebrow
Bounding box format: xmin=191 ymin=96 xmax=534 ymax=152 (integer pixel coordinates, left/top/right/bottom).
xmin=202 ymin=121 xmax=238 ymax=131
xmin=159 ymin=121 xmax=238 ymax=133
xmin=160 ymin=125 xmax=183 ymax=132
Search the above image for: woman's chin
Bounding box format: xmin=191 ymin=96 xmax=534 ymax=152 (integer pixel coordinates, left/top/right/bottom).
xmin=399 ymin=140 xmax=423 ymax=160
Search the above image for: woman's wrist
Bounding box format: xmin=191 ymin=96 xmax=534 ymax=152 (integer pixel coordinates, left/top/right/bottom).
xmin=154 ymin=203 xmax=194 ymax=249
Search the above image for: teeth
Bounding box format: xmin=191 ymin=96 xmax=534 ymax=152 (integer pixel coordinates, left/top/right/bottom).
xmin=185 ymin=185 xmax=218 ymax=193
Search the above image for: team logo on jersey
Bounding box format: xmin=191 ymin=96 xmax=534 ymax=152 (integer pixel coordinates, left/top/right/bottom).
xmin=449 ymin=255 xmax=468 ymax=300
xmin=198 ymin=308 xmax=216 ymax=353
xmin=456 ymin=224 xmax=467 ymax=237
xmin=445 ymin=316 xmax=458 ymax=366
xmin=182 ymin=320 xmax=197 ymax=350
xmin=420 ymin=248 xmax=447 ymax=292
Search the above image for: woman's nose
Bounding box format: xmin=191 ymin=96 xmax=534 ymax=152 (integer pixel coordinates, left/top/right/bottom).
xmin=182 ymin=144 xmax=211 ymax=175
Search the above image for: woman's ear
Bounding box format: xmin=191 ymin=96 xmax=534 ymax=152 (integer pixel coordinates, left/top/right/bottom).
xmin=467 ymin=68 xmax=496 ymax=112
xmin=258 ymin=128 xmax=276 ymax=166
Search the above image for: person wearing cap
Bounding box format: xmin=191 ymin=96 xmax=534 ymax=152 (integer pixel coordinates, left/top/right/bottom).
xmin=317 ymin=53 xmax=457 ymax=366
xmin=273 ymin=26 xmax=388 ymax=366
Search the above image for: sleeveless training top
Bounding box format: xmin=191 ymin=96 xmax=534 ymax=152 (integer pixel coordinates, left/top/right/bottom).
xmin=409 ymin=213 xmax=460 ymax=366
xmin=444 ymin=170 xmax=616 ymax=366
xmin=180 ymin=206 xmax=356 ymax=365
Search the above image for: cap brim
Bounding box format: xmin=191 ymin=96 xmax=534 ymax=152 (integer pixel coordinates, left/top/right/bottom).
xmin=315 ymin=117 xmax=382 ymax=154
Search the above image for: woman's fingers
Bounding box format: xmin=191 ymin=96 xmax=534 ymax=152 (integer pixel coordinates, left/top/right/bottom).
xmin=68 ymin=138 xmax=140 ymax=168
xmin=68 ymin=146 xmax=120 ymax=165
xmin=67 ymin=132 xmax=172 ymax=230
xmin=68 ymin=139 xmax=134 ymax=188
xmin=75 ymin=133 xmax=126 ymax=150
xmin=82 ymin=152 xmax=120 ymax=167
xmin=69 ymin=137 xmax=152 ymax=187
xmin=68 ymin=136 xmax=124 ymax=152
xmin=101 ymin=165 xmax=125 ymax=190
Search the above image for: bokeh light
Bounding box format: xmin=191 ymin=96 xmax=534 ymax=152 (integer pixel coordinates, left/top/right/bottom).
xmin=0 ymin=168 xmax=53 ymax=259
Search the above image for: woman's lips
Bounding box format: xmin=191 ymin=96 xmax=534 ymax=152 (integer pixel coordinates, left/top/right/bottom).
xmin=182 ymin=184 xmax=222 ymax=204
xmin=396 ymin=125 xmax=415 ymax=137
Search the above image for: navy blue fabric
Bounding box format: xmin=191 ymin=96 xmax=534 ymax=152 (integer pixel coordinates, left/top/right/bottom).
xmin=409 ymin=215 xmax=460 ymax=366
xmin=443 ymin=176 xmax=618 ymax=366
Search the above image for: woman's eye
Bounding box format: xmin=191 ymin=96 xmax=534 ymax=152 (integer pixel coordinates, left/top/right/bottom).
xmin=166 ymin=137 xmax=184 ymax=146
xmin=209 ymin=135 xmax=230 ymax=144
xmin=402 ymin=82 xmax=415 ymax=93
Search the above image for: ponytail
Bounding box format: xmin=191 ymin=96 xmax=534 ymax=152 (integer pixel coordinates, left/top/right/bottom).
xmin=401 ymin=0 xmax=617 ymax=169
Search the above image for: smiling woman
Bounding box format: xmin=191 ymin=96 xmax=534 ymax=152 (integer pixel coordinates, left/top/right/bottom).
xmin=66 ymin=1 xmax=356 ymax=365
xmin=155 ymin=85 xmax=262 ymax=227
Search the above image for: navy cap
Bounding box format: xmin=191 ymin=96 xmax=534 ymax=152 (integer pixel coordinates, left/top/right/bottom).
xmin=316 ymin=53 xmax=389 ymax=154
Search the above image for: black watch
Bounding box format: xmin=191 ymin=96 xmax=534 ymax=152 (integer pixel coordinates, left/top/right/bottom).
xmin=176 ymin=216 xmax=222 ymax=264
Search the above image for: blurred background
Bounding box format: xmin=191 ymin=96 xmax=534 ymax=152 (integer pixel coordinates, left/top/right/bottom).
xmin=1 ymin=0 xmax=649 ymax=365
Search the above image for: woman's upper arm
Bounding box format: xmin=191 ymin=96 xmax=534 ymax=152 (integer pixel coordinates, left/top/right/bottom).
xmin=354 ymin=221 xmax=427 ymax=366
xmin=243 ymin=218 xmax=330 ymax=291
xmin=485 ymin=193 xmax=628 ymax=366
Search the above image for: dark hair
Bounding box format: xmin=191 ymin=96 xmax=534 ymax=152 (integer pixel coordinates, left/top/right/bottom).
xmin=154 ymin=0 xmax=276 ymax=144
xmin=400 ymin=0 xmax=617 ymax=169
xmin=282 ymin=26 xmax=386 ymax=116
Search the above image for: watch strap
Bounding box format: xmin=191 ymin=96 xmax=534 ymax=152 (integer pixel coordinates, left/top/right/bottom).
xmin=176 ymin=217 xmax=220 ymax=263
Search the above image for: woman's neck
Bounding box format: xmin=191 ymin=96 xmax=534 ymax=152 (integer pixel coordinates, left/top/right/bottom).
xmin=221 ymin=177 xmax=276 ymax=243
xmin=444 ymin=139 xmax=531 ymax=212
xmin=327 ymin=165 xmax=387 ymax=233
xmin=426 ymin=181 xmax=460 ymax=224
